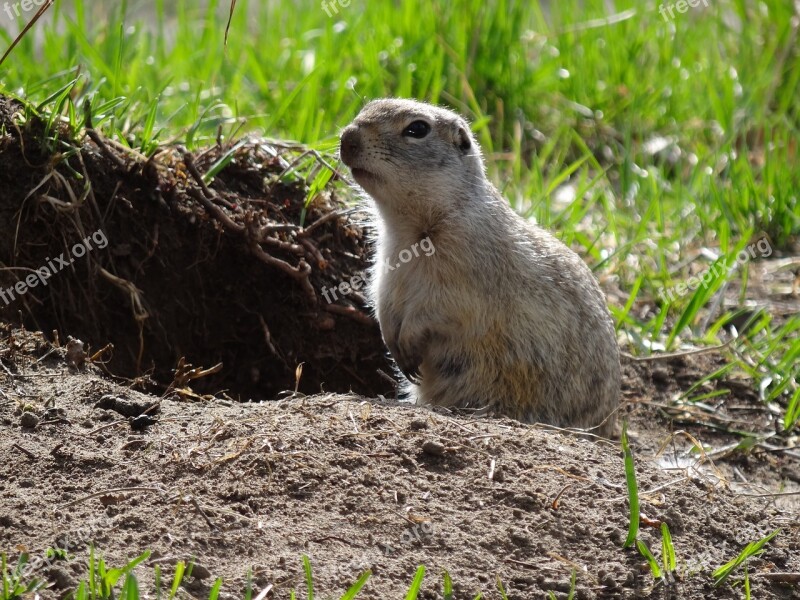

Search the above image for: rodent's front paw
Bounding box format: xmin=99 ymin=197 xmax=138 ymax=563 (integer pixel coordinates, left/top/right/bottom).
xmin=399 ymin=363 xmax=422 ymax=385
xmin=387 ymin=339 xmax=423 ymax=384
xmin=385 ymin=323 xmax=426 ymax=385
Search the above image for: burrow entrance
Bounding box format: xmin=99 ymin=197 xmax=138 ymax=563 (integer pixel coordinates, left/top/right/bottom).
xmin=0 ymin=96 xmax=393 ymax=399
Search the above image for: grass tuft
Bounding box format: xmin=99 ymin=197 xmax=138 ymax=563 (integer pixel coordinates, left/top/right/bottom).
xmin=713 ymin=529 xmax=781 ymax=587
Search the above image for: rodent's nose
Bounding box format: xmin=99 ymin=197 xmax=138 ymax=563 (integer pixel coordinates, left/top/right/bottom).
xmin=340 ymin=127 xmax=362 ymax=166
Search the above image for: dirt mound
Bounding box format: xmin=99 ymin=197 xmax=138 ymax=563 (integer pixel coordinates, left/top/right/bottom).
xmin=0 ymin=95 xmax=390 ymax=399
xmin=0 ymin=327 xmax=798 ymax=599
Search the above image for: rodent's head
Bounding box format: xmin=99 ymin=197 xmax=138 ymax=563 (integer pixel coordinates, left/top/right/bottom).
xmin=340 ymin=99 xmax=485 ymax=211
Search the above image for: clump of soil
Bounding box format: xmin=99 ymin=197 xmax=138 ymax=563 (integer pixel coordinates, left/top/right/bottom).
xmin=0 ymin=94 xmax=391 ymax=399
xmin=0 ymin=326 xmax=798 ymax=599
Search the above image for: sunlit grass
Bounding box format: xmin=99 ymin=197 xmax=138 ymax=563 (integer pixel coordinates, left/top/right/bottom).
xmin=713 ymin=529 xmax=781 ymax=587
xmin=0 ymin=551 xmax=510 ymax=599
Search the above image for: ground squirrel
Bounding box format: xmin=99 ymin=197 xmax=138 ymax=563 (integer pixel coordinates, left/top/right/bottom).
xmin=340 ymin=98 xmax=620 ymax=436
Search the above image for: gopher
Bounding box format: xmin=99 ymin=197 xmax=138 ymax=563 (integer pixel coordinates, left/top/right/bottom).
xmin=340 ymin=98 xmax=620 ymax=436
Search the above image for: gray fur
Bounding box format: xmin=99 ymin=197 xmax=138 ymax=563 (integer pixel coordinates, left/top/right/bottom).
xmin=340 ymin=98 xmax=620 ymax=436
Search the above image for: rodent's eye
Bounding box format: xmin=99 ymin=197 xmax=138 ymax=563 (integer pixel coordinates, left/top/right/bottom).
xmin=402 ymin=120 xmax=431 ymax=139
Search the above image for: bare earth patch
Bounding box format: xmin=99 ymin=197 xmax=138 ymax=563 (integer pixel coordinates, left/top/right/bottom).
xmin=1 ymin=327 xmax=798 ymax=600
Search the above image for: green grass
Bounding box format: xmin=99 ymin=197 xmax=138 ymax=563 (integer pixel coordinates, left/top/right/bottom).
xmin=1 ymin=554 xmax=43 ymax=599
xmin=546 ymin=570 xmax=576 ymax=600
xmin=1 ymin=552 xmax=511 ymax=600
xmin=621 ymin=421 xmax=640 ymax=548
xmin=0 ymin=533 xmax=788 ymax=599
xmin=621 ymin=427 xmax=684 ymax=589
xmin=713 ymin=529 xmax=781 ymax=587
xmin=633 ymin=524 xmax=678 ymax=584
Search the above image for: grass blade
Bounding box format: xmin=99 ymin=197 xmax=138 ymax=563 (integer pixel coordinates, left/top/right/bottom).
xmin=636 ymin=539 xmax=663 ymax=579
xmin=203 ymin=139 xmax=249 ymax=184
xmin=713 ymin=529 xmax=780 ymax=586
xmin=121 ymin=572 xmax=139 ymax=600
xmin=154 ymin=565 xmax=162 ymax=600
xmin=621 ymin=420 xmax=639 ymax=548
xmin=783 ymin=387 xmax=800 ymax=431
xmin=496 ymin=575 xmax=510 ymax=599
xmin=302 ymin=555 xmax=314 ymax=600
xmin=89 ymin=546 xmax=96 ymax=600
xmin=168 ymin=561 xmax=185 ymax=600
xmin=442 ymin=571 xmax=453 ymax=600
xmin=404 ymin=566 xmax=425 ymax=600
xmin=744 ymin=566 xmax=751 ymax=600
xmin=340 ymin=569 xmax=371 ymax=600
xmin=208 ymin=577 xmax=223 ymax=600
xmin=1 ymin=554 xmax=7 ymax=600
xmin=661 ymin=523 xmax=676 ymax=574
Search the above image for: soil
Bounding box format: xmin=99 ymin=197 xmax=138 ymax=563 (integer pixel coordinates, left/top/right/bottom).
xmin=0 ymin=94 xmax=798 ymax=599
xmin=0 ymin=326 xmax=798 ymax=600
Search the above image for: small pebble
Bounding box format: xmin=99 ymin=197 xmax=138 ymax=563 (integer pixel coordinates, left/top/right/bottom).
xmin=130 ymin=414 xmax=157 ymax=431
xmin=190 ymin=563 xmax=212 ymax=579
xmin=421 ymin=440 xmax=445 ymax=456
xmin=664 ymin=506 xmax=685 ymax=535
xmin=600 ymin=572 xmax=617 ymax=589
xmin=65 ymin=337 xmax=86 ymax=368
xmin=508 ymin=528 xmax=532 ymax=547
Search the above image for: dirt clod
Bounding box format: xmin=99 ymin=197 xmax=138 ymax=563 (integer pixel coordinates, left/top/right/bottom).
xmin=47 ymin=565 xmax=77 ymax=590
xmin=421 ymin=440 xmax=446 ymax=456
xmin=94 ymin=395 xmax=158 ymax=418
xmin=19 ymin=411 xmax=39 ymax=429
xmin=65 ymin=338 xmax=86 ymax=369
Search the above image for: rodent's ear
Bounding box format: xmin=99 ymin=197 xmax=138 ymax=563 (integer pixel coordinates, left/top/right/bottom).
xmin=455 ymin=126 xmax=472 ymax=154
